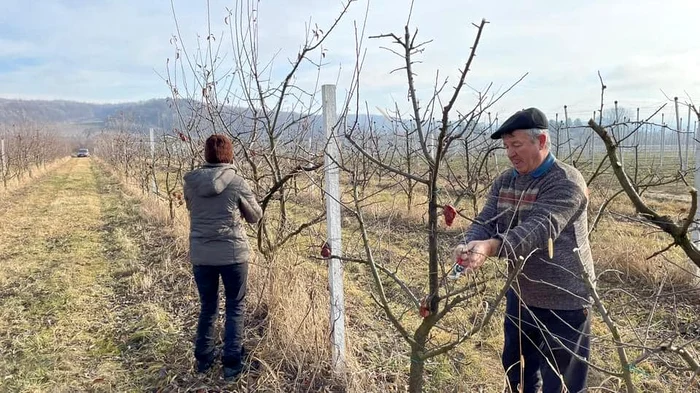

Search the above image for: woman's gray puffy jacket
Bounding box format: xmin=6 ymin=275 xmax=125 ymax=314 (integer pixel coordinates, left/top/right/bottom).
xmin=183 ymin=163 xmax=262 ymax=265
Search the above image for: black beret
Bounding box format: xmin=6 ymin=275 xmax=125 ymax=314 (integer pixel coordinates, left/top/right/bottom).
xmin=490 ymin=107 xmax=548 ymax=139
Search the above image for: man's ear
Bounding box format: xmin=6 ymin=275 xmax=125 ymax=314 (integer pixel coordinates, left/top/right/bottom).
xmin=537 ymin=133 xmax=547 ymax=150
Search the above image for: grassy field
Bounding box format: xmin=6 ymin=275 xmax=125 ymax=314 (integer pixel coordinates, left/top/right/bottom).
xmin=0 ymin=158 xmax=220 ymax=391
xmin=1 ymin=157 xmax=699 ymax=392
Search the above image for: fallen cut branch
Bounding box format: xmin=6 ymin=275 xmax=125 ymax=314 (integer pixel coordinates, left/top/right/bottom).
xmin=658 ymin=345 xmax=700 ymax=374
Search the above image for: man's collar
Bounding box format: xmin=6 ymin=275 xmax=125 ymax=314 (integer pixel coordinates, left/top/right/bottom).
xmin=512 ymin=153 xmax=555 ymax=178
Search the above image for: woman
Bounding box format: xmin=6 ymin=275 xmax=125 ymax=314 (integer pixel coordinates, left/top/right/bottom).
xmin=183 ymin=134 xmax=262 ymax=381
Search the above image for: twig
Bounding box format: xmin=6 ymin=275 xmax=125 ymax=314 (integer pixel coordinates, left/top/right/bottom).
xmin=581 ymin=263 xmax=636 ymax=393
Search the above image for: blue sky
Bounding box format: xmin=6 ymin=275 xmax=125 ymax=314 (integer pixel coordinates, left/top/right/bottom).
xmin=0 ymin=0 xmax=698 ymax=121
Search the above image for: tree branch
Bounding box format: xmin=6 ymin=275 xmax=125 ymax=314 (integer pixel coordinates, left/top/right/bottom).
xmin=588 ymin=119 xmax=700 ymax=269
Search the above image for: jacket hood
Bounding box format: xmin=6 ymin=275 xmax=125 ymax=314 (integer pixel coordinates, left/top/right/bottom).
xmin=184 ymin=163 xmax=237 ymax=197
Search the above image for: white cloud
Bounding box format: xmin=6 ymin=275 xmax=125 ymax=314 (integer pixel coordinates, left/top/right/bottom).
xmin=0 ymin=0 xmax=696 ymax=122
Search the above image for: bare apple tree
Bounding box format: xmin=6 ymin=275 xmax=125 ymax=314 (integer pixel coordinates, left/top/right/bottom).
xmin=340 ymin=15 xmax=528 ymax=392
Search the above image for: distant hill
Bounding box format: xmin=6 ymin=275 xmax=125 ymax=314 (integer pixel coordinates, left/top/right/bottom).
xmin=0 ymin=98 xmax=179 ymax=131
xmin=0 ymin=98 xmax=390 ymax=139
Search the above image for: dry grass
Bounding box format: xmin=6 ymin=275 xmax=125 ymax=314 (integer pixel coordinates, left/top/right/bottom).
xmin=588 ymin=181 xmax=697 ymax=286
xmin=0 ymin=158 xmax=70 ymax=198
xmin=2 ymin=157 xmax=699 ymax=392
xmin=0 ymin=158 xmax=135 ymax=392
xmin=96 ymin=160 xmax=363 ymax=392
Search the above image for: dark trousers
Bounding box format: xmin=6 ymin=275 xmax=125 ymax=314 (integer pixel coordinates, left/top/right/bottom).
xmin=502 ymin=290 xmax=591 ymax=393
xmin=193 ymin=263 xmax=248 ymax=368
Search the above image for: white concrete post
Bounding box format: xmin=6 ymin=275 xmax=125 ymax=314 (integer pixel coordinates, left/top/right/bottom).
xmin=675 ymin=97 xmax=686 ymax=171
xmin=692 ymin=113 xmax=700 ymax=280
xmin=661 ymin=114 xmax=666 ymax=168
xmin=644 ymin=124 xmax=650 ymax=162
xmin=636 ymin=107 xmax=640 ymax=148
xmin=322 ymin=84 xmax=346 ymax=372
xmin=615 ymin=101 xmax=623 ymax=167
xmin=686 ymin=104 xmax=692 ymax=170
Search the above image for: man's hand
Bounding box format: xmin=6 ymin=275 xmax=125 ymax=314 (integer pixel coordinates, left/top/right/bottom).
xmin=453 ymin=239 xmax=502 ymax=271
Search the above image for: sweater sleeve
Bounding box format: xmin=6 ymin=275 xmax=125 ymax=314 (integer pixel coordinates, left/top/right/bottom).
xmin=462 ymin=175 xmax=504 ymax=243
xmin=496 ymin=179 xmax=585 ymax=260
xmin=237 ymin=178 xmax=263 ymax=224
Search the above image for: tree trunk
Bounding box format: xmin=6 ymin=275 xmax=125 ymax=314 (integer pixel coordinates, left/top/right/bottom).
xmin=407 ymin=338 xmax=426 ymax=393
xmin=428 ymin=174 xmax=439 ymax=307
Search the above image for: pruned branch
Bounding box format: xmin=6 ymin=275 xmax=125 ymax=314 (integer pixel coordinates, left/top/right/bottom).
xmin=349 ymin=179 xmax=415 ymax=346
xmin=421 ymin=254 xmax=526 ymax=359
xmin=334 ymin=255 xmax=420 ymax=308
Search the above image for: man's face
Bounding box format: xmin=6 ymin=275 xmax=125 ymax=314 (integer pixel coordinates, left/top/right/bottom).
xmin=502 ymin=130 xmax=547 ymax=174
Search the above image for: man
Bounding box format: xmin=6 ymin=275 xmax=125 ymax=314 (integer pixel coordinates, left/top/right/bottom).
xmin=454 ymin=107 xmax=594 ymax=393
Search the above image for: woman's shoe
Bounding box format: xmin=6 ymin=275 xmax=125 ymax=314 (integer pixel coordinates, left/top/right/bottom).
xmin=196 ymin=358 xmax=215 ymax=373
xmin=223 ymin=364 xmax=243 ymax=382
xmin=196 ymin=349 xmax=220 ymax=373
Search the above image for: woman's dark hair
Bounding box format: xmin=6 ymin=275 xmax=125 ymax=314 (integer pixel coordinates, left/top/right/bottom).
xmin=204 ymin=134 xmax=233 ymax=164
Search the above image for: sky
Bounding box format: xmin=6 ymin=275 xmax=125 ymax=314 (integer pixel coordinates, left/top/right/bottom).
xmin=0 ymin=0 xmax=698 ymax=122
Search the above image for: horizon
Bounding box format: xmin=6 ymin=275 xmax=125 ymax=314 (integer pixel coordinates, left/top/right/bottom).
xmin=0 ymin=96 xmax=691 ymax=126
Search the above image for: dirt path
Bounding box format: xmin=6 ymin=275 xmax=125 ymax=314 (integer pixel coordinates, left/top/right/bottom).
xmin=0 ymin=159 xmax=203 ymax=392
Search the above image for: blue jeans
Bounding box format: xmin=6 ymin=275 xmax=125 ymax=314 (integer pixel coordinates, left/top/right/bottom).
xmin=193 ymin=263 xmax=248 ymax=368
xmin=502 ymin=290 xmax=591 ymax=393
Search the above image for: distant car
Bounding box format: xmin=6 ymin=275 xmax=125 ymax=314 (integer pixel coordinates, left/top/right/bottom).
xmin=77 ymin=148 xmax=90 ymax=157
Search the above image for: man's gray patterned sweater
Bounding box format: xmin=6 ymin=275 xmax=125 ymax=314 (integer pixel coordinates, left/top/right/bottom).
xmin=463 ymin=153 xmax=594 ymax=310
